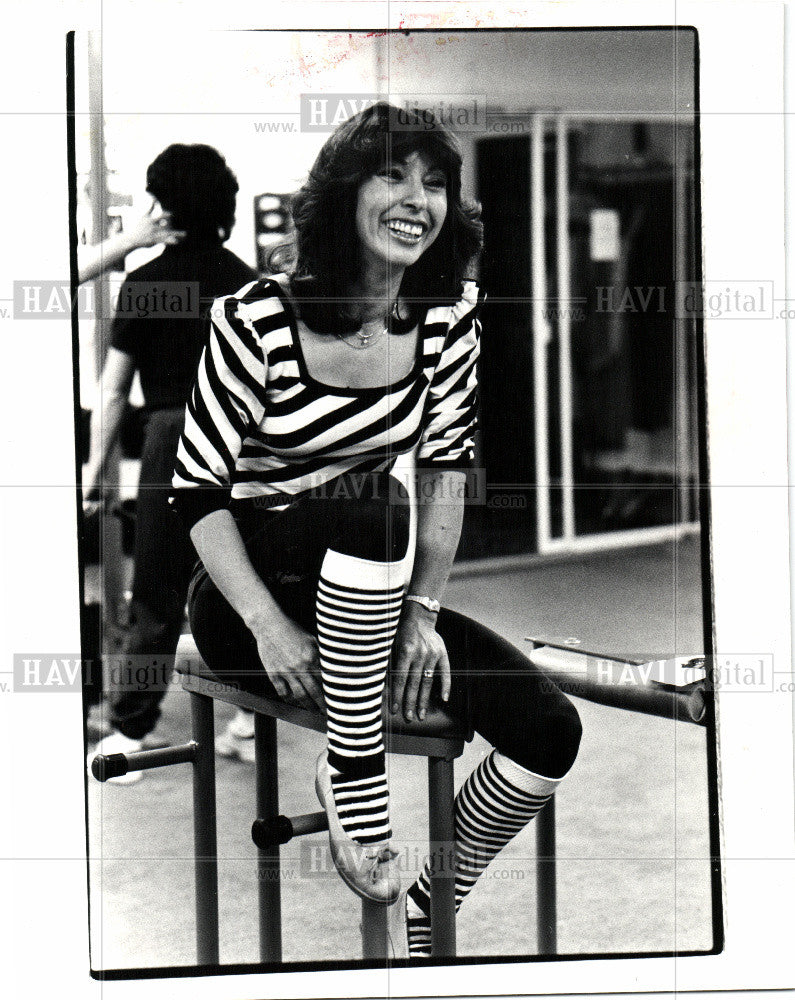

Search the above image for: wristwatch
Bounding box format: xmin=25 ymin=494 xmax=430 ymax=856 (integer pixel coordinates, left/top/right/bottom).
xmin=404 ymin=594 xmax=441 ymax=614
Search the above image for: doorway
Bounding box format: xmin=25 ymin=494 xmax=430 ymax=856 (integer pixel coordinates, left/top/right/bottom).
xmin=463 ymin=115 xmax=699 ymax=559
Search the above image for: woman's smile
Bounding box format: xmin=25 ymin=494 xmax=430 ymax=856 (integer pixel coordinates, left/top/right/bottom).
xmin=384 ymin=218 xmax=428 ymax=244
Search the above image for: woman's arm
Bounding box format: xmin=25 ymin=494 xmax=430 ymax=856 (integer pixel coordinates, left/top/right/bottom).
xmin=390 ymin=469 xmax=466 ymax=721
xmin=189 ymin=507 xmax=324 ymax=710
xmin=170 ymin=285 xmax=323 ymax=709
xmin=82 ymin=346 xmax=136 ymax=502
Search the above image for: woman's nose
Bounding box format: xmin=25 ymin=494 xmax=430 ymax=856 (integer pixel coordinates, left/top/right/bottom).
xmin=401 ymin=175 xmax=427 ymax=210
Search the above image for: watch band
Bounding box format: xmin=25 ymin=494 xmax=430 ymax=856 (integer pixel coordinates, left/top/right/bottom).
xmin=405 ymin=594 xmax=441 ymax=614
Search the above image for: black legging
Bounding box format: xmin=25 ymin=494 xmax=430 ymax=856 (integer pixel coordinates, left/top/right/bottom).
xmin=189 ymin=473 xmax=581 ymax=779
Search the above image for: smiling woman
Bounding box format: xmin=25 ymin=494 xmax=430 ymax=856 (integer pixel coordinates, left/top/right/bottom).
xmin=168 ymin=102 xmax=582 ymax=959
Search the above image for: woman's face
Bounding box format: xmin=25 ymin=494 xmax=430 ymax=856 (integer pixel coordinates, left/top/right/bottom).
xmin=355 ymin=150 xmax=448 ymax=274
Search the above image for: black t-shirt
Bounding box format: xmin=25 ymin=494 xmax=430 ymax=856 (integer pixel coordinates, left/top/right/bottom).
xmin=110 ymin=239 xmax=257 ymax=412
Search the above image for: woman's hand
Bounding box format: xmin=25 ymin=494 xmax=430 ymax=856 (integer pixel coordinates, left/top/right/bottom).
xmin=390 ymin=603 xmax=451 ymax=722
xmin=189 ymin=508 xmax=325 ymax=713
xmin=247 ymin=610 xmax=325 ymax=712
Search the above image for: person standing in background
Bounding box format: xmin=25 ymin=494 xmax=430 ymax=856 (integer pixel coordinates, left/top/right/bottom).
xmin=85 ymin=144 xmax=257 ymax=781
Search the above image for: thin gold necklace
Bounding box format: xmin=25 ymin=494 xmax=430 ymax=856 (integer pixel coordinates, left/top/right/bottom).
xmin=334 ymin=323 xmax=388 ymax=350
xmin=335 ymin=302 xmax=400 ymax=349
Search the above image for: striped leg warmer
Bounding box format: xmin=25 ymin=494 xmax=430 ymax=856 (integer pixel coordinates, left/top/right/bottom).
xmin=406 ymin=749 xmax=562 ymax=956
xmin=316 ymin=548 xmax=405 ymax=846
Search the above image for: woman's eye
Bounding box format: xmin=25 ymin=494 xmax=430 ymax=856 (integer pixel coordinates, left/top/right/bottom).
xmin=378 ymin=167 xmax=404 ymax=181
xmin=425 ymin=175 xmax=446 ymax=190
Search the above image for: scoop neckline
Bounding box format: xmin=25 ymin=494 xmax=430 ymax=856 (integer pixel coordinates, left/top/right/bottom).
xmin=269 ymin=277 xmax=428 ymax=396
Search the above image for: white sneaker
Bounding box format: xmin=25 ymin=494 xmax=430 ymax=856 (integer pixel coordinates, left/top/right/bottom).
xmin=215 ymin=710 xmax=256 ymax=763
xmin=87 ymin=731 xmax=144 ymax=784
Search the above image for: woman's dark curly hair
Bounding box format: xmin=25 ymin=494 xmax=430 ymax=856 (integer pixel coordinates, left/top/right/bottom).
xmin=283 ymin=102 xmax=483 ymax=334
xmin=146 ymin=144 xmax=239 ymax=242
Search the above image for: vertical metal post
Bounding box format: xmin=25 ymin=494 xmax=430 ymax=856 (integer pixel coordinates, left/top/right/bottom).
xmin=686 ymin=148 xmax=700 ymax=502
xmin=87 ymin=29 xmax=110 ymax=380
xmin=428 ymin=756 xmax=457 ymax=957
xmin=191 ymin=693 xmax=219 ymax=965
xmin=535 ymin=794 xmax=557 ymax=954
xmin=674 ymin=123 xmax=693 ymax=523
xmin=360 ymin=899 xmax=389 ymax=960
xmin=531 ymin=114 xmax=552 ymax=553
xmin=87 ymin=30 xmax=124 ymax=650
xmin=255 ymin=714 xmax=282 ymax=962
xmin=556 ymin=115 xmax=575 ymax=542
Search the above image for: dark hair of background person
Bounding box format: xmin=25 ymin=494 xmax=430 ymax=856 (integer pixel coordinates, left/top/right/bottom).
xmin=146 ymin=143 xmax=239 ymax=243
xmin=271 ymin=102 xmax=483 ymax=335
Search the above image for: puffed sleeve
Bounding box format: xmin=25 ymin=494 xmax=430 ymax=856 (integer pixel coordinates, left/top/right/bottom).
xmin=416 ymin=282 xmax=483 ymax=470
xmin=170 ymin=290 xmax=268 ymax=530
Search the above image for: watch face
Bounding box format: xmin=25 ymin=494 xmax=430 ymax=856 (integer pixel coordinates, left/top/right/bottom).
xmin=408 ymin=595 xmax=439 ymax=612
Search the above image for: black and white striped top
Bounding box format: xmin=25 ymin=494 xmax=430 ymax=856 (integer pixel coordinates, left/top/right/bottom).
xmin=170 ymin=275 xmax=482 ymax=529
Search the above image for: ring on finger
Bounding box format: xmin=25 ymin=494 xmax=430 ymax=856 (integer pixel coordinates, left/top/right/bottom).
xmin=422 ymin=668 xmax=434 ymax=679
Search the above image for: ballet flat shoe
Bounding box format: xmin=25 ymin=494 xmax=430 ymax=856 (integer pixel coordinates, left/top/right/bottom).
xmin=315 ymin=751 xmax=401 ymax=904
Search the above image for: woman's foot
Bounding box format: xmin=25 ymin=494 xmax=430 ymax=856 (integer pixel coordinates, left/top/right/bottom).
xmin=315 ymin=751 xmax=401 ymax=903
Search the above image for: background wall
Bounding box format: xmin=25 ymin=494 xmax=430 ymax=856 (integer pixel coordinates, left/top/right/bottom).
xmin=90 ymin=28 xmax=695 ymax=271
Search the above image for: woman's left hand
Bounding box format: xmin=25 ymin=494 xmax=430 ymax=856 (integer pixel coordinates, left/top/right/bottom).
xmin=390 ymin=603 xmax=451 ymax=722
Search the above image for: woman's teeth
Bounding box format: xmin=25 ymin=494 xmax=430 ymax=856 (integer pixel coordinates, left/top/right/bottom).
xmin=386 ymin=220 xmax=425 ymax=243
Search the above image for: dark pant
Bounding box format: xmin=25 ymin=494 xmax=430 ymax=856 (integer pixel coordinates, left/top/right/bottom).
xmin=110 ymin=409 xmax=196 ymax=740
xmin=189 ymin=473 xmax=582 ymax=778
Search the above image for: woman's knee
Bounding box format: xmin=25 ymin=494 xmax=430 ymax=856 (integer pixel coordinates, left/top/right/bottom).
xmin=440 ymin=610 xmax=583 ymax=780
xmin=499 ymin=688 xmax=582 ymax=780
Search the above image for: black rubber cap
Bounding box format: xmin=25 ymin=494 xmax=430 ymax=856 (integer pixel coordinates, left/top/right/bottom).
xmin=251 ymin=815 xmax=293 ymax=849
xmin=91 ymin=753 xmax=129 ymax=782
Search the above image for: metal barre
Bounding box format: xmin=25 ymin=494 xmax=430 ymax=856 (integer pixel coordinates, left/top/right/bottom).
xmin=525 ymin=637 xmax=708 ymax=725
